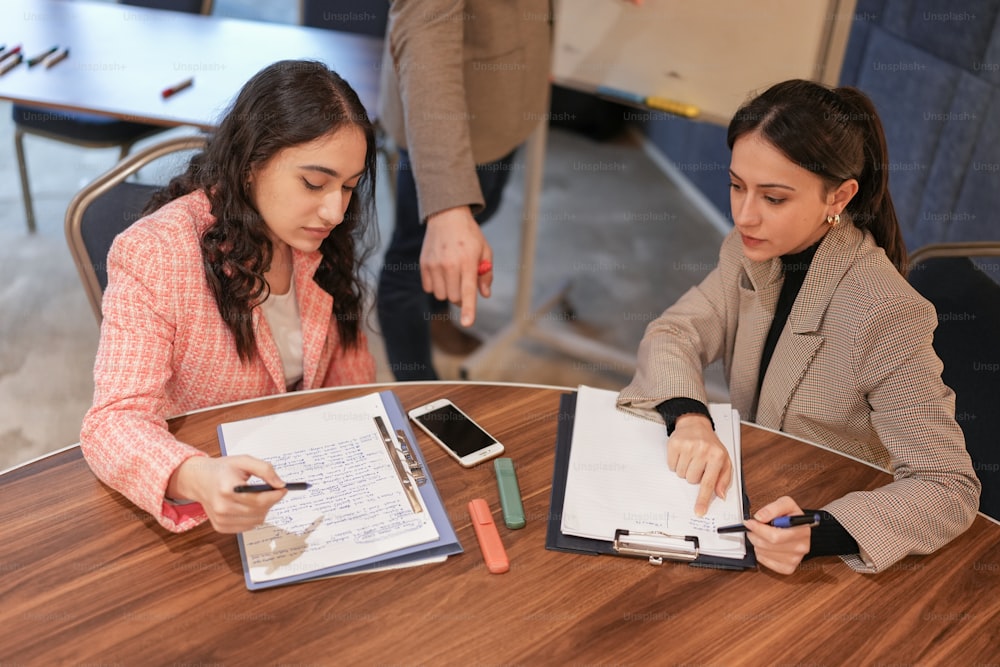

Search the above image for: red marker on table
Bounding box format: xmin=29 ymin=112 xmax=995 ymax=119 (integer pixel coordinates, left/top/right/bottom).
xmin=161 ymin=76 xmax=194 ymax=99
xmin=0 ymin=45 xmax=22 ymax=64
xmin=477 ymin=259 xmax=492 ymax=276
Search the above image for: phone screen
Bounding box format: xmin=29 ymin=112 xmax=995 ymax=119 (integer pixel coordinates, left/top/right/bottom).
xmin=413 ymin=404 xmax=497 ymax=457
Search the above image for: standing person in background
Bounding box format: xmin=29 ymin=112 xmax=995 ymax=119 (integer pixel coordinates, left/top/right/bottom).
xmin=81 ymin=60 xmax=378 ymax=535
xmin=376 ymin=0 xmax=552 ymax=380
xmin=617 ymin=79 xmax=980 ymax=574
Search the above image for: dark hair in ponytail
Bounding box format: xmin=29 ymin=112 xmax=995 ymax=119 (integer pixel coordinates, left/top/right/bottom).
xmin=727 ymin=79 xmax=907 ymax=275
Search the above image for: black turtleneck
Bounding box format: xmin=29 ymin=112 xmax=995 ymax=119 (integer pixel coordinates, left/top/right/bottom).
xmin=655 ymin=238 xmax=859 ymax=560
xmin=754 ymin=240 xmax=820 ymax=401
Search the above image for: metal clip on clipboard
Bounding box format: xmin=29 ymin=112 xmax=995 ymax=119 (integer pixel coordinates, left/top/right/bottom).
xmin=374 ymin=416 xmax=423 ymax=513
xmin=613 ymin=529 xmax=700 ymax=565
xmin=395 ymin=428 xmax=427 ymax=486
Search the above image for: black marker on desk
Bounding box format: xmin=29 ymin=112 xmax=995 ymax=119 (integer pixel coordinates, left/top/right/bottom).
xmin=27 ymin=45 xmax=58 ymax=68
xmin=717 ymin=512 xmax=821 ymax=534
xmin=233 ymin=482 xmax=311 ymax=493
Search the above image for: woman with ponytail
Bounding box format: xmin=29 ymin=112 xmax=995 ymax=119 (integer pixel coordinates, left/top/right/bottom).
xmin=618 ymin=79 xmax=979 ymax=574
xmin=81 ymin=60 xmax=378 ymax=534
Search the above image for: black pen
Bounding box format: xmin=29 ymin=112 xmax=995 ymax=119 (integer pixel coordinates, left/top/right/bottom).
xmin=27 ymin=45 xmax=58 ymax=68
xmin=233 ymin=482 xmax=311 ymax=493
xmin=717 ymin=512 xmax=821 ymax=533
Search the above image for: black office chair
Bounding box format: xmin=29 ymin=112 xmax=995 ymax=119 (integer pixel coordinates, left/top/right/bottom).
xmin=908 ymin=242 xmax=1000 ymax=521
xmin=299 ymin=0 xmax=387 ymax=36
xmin=65 ymin=134 xmax=207 ymax=323
xmin=13 ymin=0 xmax=213 ymax=233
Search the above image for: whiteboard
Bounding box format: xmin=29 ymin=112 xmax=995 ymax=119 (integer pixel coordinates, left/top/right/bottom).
xmin=552 ymin=0 xmax=857 ymax=125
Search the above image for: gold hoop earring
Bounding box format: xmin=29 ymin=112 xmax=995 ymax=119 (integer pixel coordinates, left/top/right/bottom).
xmin=826 ymin=213 xmax=840 ymax=227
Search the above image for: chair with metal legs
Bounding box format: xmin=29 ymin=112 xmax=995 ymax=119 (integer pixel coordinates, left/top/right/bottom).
xmin=12 ymin=0 xmax=213 ymax=233
xmin=65 ymin=134 xmax=207 ymax=323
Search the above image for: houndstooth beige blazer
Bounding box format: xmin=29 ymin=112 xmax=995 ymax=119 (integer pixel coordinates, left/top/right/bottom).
xmin=618 ymin=220 xmax=981 ymax=573
xmin=378 ymin=0 xmax=551 ymax=222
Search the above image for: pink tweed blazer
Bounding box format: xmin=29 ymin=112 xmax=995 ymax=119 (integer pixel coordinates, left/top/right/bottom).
xmin=618 ymin=221 xmax=980 ymax=573
xmin=80 ymin=191 xmax=375 ymax=532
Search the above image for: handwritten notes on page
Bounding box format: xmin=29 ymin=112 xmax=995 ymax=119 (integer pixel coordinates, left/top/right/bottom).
xmin=561 ymin=385 xmax=745 ymax=560
xmin=218 ymin=393 xmax=439 ymax=585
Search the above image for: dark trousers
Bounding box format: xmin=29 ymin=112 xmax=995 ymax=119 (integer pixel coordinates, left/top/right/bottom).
xmin=377 ymin=148 xmax=515 ymax=380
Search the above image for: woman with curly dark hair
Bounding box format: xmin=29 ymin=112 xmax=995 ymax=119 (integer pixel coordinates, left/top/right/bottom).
xmin=81 ymin=60 xmax=378 ymax=534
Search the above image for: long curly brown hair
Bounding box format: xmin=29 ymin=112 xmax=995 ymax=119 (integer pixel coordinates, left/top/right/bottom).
xmin=143 ymin=60 xmax=377 ymax=361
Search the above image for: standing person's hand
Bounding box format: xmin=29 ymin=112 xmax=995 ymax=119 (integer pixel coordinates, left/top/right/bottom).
xmin=666 ymin=413 xmax=732 ymax=516
xmin=422 ymin=206 xmax=493 ymax=327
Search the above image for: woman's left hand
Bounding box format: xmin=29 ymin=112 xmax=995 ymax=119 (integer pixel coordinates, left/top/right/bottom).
xmin=744 ymin=496 xmax=812 ymax=575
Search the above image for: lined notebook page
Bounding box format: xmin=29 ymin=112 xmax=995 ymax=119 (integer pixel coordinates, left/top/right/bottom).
xmin=219 ymin=393 xmax=439 ymax=584
xmin=561 ymin=386 xmax=745 ymax=558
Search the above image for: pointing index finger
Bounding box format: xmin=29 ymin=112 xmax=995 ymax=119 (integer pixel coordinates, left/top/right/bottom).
xmin=459 ymin=260 xmax=478 ymax=326
xmin=694 ymin=456 xmax=726 ymax=516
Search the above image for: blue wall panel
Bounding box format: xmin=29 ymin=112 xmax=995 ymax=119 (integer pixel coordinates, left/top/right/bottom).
xmin=638 ymin=0 xmax=1000 ymax=250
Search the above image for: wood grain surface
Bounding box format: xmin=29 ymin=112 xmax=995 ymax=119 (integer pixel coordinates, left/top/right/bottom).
xmin=1 ymin=382 xmax=997 ymax=665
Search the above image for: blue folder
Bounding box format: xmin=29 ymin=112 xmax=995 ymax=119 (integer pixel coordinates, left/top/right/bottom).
xmin=218 ymin=390 xmax=462 ymax=590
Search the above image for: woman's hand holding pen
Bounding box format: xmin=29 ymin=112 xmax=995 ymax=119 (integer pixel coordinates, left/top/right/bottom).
xmin=667 ymin=414 xmax=732 ymax=516
xmin=422 ymin=206 xmax=493 ymax=327
xmin=167 ymin=455 xmax=288 ymax=533
xmin=743 ymin=496 xmax=812 ymax=575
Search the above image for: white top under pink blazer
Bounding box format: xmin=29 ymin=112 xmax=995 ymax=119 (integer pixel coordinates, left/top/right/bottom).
xmin=80 ymin=190 xmax=375 ymax=532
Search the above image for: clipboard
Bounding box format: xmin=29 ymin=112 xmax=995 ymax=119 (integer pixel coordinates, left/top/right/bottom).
xmin=218 ymin=390 xmax=463 ymax=590
xmin=545 ymin=392 xmax=756 ymax=570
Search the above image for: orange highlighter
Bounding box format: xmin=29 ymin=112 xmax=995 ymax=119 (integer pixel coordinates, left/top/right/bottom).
xmin=468 ymin=498 xmax=509 ymax=574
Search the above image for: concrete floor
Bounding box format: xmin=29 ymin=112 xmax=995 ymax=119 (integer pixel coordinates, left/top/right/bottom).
xmin=0 ymin=0 xmax=729 ymax=470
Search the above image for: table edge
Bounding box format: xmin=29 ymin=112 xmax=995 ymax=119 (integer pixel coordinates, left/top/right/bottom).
xmin=0 ymin=380 xmax=575 ymax=477
xmin=12 ymin=382 xmax=995 ymax=529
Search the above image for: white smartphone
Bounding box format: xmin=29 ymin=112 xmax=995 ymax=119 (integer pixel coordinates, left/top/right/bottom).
xmin=408 ymin=399 xmax=505 ymax=468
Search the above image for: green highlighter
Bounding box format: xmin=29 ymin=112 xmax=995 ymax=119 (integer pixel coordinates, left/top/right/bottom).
xmin=494 ymin=457 xmax=525 ymax=529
